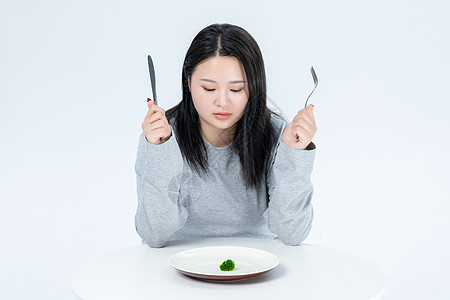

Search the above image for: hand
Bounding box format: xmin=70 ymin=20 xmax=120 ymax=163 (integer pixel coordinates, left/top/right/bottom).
xmin=141 ymin=99 xmax=172 ymax=144
xmin=281 ymin=104 xmax=317 ymax=150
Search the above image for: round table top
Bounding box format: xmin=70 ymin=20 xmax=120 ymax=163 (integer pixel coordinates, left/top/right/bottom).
xmin=71 ymin=238 xmax=386 ymax=300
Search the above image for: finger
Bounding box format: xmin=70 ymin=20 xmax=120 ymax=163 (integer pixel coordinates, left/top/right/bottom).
xmin=146 ymin=119 xmax=166 ymax=131
xmin=147 ymin=98 xmax=166 ymax=114
xmin=297 ymin=104 xmax=314 ymax=114
xmin=296 ymin=135 xmax=307 ymax=145
xmin=300 ymin=104 xmax=314 ymax=115
xmin=147 ymin=128 xmax=168 ymax=144
xmin=292 ymin=124 xmax=309 ymax=137
xmin=292 ymin=119 xmax=312 ymax=133
xmin=306 ymin=105 xmax=315 ymax=121
xmin=144 ymin=101 xmax=156 ymax=121
xmin=147 ymin=98 xmax=154 ymax=109
xmin=147 ymin=110 xmax=166 ymax=125
xmin=294 ymin=111 xmax=315 ymax=129
xmin=142 ymin=112 xmax=161 ymax=132
xmin=150 ymin=102 xmax=165 ymax=115
xmin=144 ymin=100 xmax=165 ymax=122
xmin=293 ymin=127 xmax=310 ymax=144
xmin=146 ymin=134 xmax=162 ymax=145
xmin=292 ymin=123 xmax=313 ymax=141
xmin=295 ymin=105 xmax=315 ymax=120
xmin=294 ymin=121 xmax=316 ymax=140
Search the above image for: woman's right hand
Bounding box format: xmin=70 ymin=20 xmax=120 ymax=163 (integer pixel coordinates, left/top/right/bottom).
xmin=141 ymin=99 xmax=172 ymax=144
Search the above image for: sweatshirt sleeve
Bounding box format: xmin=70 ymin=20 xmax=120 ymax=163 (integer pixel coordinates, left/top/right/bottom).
xmin=263 ymin=128 xmax=316 ymax=246
xmin=134 ymin=131 xmax=187 ymax=248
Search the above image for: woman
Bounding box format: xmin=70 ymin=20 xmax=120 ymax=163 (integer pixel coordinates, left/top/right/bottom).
xmin=135 ymin=23 xmax=317 ymax=248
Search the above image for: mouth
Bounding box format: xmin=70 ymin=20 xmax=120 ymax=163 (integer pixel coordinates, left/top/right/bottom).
xmin=213 ymin=112 xmax=232 ymax=120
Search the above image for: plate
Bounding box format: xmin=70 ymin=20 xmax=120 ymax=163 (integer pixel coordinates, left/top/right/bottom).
xmin=169 ymin=246 xmax=279 ymax=281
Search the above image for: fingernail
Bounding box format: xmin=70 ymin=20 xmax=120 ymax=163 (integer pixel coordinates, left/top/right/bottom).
xmin=147 ymin=98 xmax=151 ymax=102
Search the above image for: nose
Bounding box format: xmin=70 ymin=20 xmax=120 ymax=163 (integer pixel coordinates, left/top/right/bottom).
xmin=213 ymin=89 xmax=229 ymax=107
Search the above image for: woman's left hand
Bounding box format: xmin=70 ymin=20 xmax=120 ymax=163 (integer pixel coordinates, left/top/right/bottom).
xmin=281 ymin=104 xmax=317 ymax=150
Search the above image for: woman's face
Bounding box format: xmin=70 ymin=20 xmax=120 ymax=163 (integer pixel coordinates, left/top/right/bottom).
xmin=189 ymin=55 xmax=249 ymax=143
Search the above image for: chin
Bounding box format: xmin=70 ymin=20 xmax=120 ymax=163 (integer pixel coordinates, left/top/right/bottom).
xmin=211 ymin=118 xmax=236 ymax=129
xmin=213 ymin=123 xmax=232 ymax=130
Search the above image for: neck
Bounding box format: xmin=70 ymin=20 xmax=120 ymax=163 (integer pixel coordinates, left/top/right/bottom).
xmin=200 ymin=123 xmax=235 ymax=148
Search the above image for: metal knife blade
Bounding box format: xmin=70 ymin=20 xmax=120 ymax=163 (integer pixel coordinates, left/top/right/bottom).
xmin=147 ymin=55 xmax=158 ymax=105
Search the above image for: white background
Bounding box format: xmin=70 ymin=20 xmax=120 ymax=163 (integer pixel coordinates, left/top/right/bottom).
xmin=1 ymin=0 xmax=449 ymax=299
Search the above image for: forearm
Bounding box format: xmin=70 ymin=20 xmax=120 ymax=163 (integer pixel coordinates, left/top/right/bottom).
xmin=135 ymin=132 xmax=187 ymax=247
xmin=264 ymin=140 xmax=316 ymax=246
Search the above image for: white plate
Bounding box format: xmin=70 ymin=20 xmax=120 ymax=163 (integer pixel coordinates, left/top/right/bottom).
xmin=169 ymin=246 xmax=279 ymax=281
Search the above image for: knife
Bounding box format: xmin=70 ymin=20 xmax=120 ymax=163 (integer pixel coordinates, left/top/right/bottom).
xmin=147 ymin=55 xmax=158 ymax=105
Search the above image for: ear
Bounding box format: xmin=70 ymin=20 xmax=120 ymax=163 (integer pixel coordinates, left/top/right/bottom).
xmin=187 ymin=77 xmax=191 ymax=92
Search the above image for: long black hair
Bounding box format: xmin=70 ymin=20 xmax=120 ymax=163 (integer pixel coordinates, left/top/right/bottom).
xmin=166 ymin=23 xmax=278 ymax=189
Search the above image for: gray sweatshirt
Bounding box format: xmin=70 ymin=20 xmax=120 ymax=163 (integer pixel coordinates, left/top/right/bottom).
xmin=135 ymin=114 xmax=315 ymax=247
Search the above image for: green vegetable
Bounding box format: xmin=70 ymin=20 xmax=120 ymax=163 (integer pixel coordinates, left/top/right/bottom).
xmin=220 ymin=259 xmax=235 ymax=271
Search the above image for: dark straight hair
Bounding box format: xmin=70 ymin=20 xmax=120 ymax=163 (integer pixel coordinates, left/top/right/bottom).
xmin=166 ymin=23 xmax=278 ymax=189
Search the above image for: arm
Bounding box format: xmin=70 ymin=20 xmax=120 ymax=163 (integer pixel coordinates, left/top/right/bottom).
xmin=263 ymin=140 xmax=316 ymax=245
xmin=134 ymin=131 xmax=187 ymax=247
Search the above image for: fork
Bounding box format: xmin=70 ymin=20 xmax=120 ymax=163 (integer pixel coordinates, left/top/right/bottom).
xmin=305 ymin=66 xmax=318 ymax=108
xmin=296 ymin=66 xmax=318 ymax=143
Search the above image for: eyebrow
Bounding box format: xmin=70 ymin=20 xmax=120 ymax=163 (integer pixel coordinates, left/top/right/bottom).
xmin=200 ymin=78 xmax=246 ymax=84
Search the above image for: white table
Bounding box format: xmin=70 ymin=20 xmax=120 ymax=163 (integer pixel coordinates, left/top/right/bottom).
xmin=71 ymin=238 xmax=386 ymax=300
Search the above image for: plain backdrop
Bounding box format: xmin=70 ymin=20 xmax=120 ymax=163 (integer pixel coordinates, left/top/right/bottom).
xmin=1 ymin=0 xmax=449 ymax=299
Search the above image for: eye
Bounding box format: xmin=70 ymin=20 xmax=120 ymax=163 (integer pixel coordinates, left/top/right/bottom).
xmin=203 ymin=87 xmax=215 ymax=92
xmin=231 ymin=89 xmax=243 ymax=93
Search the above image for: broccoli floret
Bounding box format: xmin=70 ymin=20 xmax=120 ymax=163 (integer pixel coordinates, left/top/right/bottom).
xmin=220 ymin=259 xmax=235 ymax=271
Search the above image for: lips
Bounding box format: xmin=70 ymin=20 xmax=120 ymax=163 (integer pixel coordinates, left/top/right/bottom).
xmin=214 ymin=112 xmax=232 ymax=120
